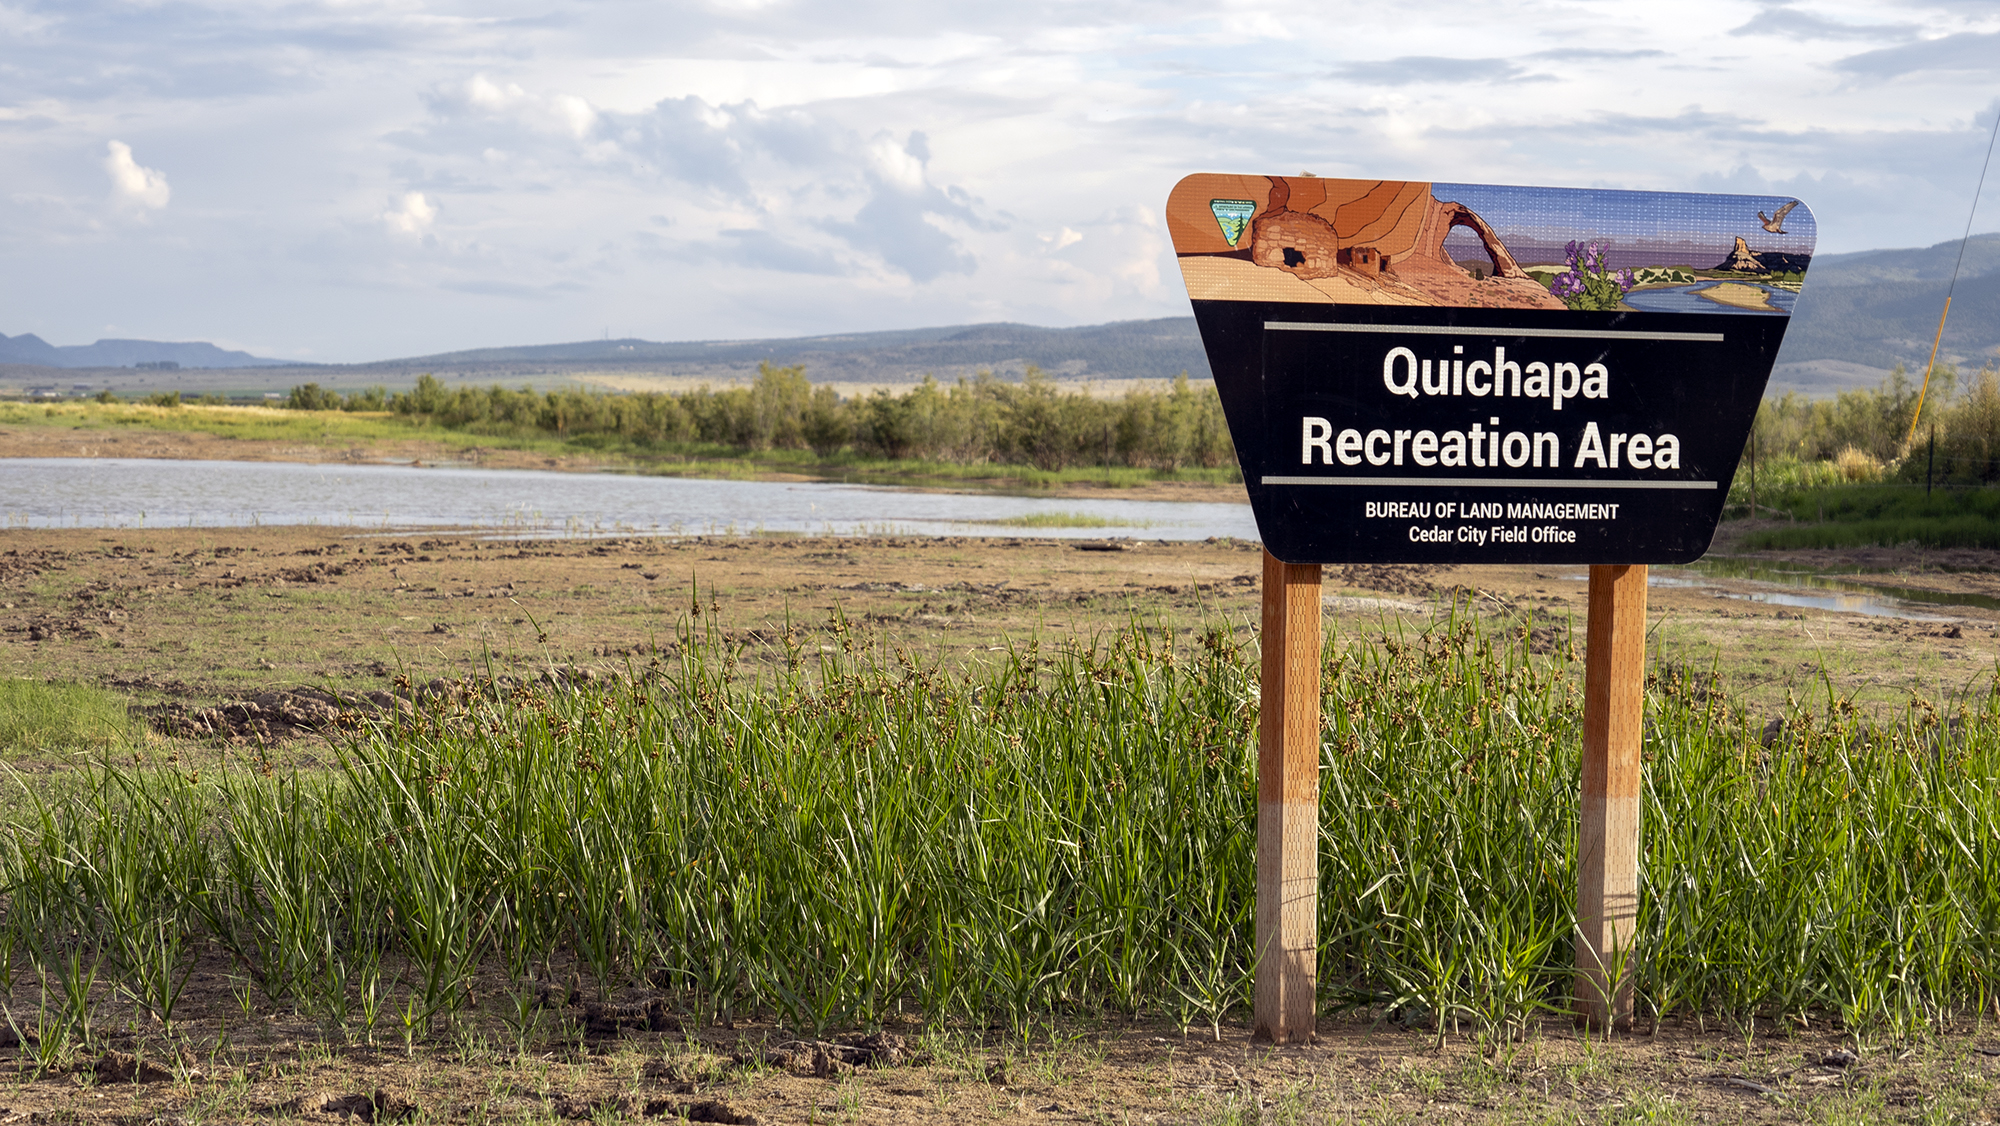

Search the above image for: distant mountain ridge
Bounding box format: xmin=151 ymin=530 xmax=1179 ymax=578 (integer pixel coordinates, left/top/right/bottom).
xmin=1780 ymin=232 xmax=2000 ymax=371
xmin=0 ymin=333 xmax=290 ymax=370
xmin=360 ymin=234 xmax=2000 ymax=383
xmin=4 ymin=234 xmax=1996 ymax=392
xmin=369 ymin=319 xmax=1210 ymax=384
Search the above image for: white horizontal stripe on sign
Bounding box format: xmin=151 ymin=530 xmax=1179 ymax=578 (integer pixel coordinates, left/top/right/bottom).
xmin=1260 ymin=476 xmax=1717 ymax=490
xmin=1264 ymin=322 xmax=1725 ymax=343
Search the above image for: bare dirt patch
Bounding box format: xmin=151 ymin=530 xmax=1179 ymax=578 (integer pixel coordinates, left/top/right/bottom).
xmin=0 ymin=975 xmax=1995 ymax=1124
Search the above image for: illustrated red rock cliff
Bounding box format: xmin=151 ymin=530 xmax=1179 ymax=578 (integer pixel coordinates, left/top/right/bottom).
xmin=1166 ymin=175 xmax=1564 ymax=310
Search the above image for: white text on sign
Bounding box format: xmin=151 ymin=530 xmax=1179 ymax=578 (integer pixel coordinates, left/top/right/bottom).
xmin=1302 ymin=420 xmax=1681 ymax=471
xmin=1380 ymin=345 xmax=1606 ymax=410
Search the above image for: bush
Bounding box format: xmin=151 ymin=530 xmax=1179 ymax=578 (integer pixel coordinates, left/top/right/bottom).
xmin=1753 ymin=366 xmax=1921 ymax=466
xmin=265 ymin=365 xmax=1238 ymax=473
xmin=1894 ymin=364 xmax=2000 ymax=485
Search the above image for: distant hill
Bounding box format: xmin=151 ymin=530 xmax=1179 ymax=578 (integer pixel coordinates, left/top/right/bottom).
xmin=1780 ymin=232 xmax=2000 ymax=371
xmin=0 ymin=333 xmax=292 ymax=370
xmin=370 ymin=318 xmax=1212 ymax=384
xmin=359 ymin=239 xmax=1999 ymax=388
xmin=3 ymin=236 xmax=1996 ymax=395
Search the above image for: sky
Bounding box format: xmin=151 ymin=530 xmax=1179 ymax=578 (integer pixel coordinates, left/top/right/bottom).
xmin=2 ymin=0 xmax=1998 ymax=363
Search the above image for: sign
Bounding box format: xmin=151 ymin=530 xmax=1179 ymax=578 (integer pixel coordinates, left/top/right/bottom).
xmin=1167 ymin=176 xmax=1816 ymax=564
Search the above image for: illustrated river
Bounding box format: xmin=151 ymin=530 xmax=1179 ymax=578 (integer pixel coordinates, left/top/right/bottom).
xmin=1622 ymin=281 xmax=1798 ymax=315
xmin=0 ymin=457 xmax=1260 ymax=541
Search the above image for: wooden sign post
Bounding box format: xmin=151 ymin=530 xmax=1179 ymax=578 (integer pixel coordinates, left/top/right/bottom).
xmin=1576 ymin=563 xmax=1647 ymax=1030
xmin=1255 ymin=550 xmax=1322 ymax=1043
xmin=1167 ymin=174 xmax=1812 ymax=1038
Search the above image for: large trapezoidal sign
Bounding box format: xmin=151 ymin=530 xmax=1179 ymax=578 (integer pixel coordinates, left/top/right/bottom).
xmin=1168 ymin=176 xmax=1816 ymax=564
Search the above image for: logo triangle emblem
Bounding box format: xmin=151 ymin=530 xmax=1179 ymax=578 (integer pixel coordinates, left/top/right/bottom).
xmin=1210 ymin=199 xmax=1255 ymax=247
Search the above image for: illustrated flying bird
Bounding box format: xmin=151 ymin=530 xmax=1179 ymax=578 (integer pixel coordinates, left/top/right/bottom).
xmin=1759 ymin=200 xmax=1799 ymax=235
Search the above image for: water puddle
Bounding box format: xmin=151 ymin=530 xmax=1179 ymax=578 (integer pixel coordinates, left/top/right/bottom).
xmin=1564 ymin=559 xmax=1999 ymax=620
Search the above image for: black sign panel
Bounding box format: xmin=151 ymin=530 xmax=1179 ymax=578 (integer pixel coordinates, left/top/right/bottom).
xmin=1167 ymin=175 xmax=1814 ymax=564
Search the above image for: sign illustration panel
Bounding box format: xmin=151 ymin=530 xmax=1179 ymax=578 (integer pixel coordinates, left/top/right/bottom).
xmin=1167 ymin=176 xmax=1816 ymax=564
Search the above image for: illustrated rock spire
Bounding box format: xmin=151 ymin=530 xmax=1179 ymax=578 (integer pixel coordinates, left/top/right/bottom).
xmin=1718 ymin=236 xmax=1766 ymax=273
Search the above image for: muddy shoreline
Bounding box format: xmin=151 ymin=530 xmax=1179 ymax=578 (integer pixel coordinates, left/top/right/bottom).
xmin=3 ymin=522 xmax=1995 ymax=723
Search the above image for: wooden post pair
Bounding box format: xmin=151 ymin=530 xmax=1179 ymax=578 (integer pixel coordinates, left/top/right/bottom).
xmin=1252 ymin=553 xmax=1645 ymax=1042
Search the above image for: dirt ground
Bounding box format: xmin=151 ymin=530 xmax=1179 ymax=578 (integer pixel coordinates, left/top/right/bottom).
xmin=5 ymin=981 xmax=1999 ymax=1125
xmin=3 ymin=520 xmax=1996 ymax=724
xmin=6 ymin=481 xmax=2000 ymax=1120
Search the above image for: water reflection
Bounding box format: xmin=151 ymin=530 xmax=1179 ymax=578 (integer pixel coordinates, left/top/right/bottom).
xmin=1649 ymin=572 xmax=1947 ymax=621
xmin=0 ymin=458 xmax=1260 ymax=541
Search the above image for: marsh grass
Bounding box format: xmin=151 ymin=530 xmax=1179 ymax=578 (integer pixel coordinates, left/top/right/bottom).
xmin=970 ymin=512 xmax=1137 ymax=529
xmin=0 ymin=679 xmax=138 ymax=756
xmin=1736 ymin=483 xmax=2000 ymax=550
xmin=0 ymin=400 xmax=1242 ymax=492
xmin=2 ymin=605 xmax=1999 ymax=1048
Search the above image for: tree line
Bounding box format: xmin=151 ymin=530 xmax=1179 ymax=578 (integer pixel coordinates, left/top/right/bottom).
xmin=286 ymin=365 xmax=1236 ymax=472
xmin=1754 ymin=361 xmax=2000 ymax=485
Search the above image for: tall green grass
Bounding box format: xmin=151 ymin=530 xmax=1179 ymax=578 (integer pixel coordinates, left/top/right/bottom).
xmin=1739 ymin=483 xmax=2000 ymax=550
xmin=3 ymin=610 xmax=1998 ymax=1048
xmin=0 ymin=680 xmax=137 ymax=755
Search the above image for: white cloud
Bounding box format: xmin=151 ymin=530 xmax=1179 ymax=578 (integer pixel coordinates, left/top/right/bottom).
xmin=102 ymin=141 xmax=169 ymax=211
xmin=382 ymin=191 xmax=437 ymax=237
xmin=868 ymin=135 xmax=927 ymax=191
xmin=432 ymin=75 xmax=602 ymax=143
xmin=464 ymin=74 xmax=524 ymax=112
xmin=1042 ymin=227 xmax=1083 ymax=251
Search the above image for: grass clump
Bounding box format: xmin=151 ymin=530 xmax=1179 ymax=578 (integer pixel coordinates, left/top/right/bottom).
xmin=0 ymin=680 xmax=137 ymax=755
xmin=972 ymin=512 xmax=1138 ymax=529
xmin=3 ymin=609 xmax=2000 ymax=1048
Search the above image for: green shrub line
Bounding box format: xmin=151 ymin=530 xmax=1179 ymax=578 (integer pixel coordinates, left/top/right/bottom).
xmin=4 ymin=607 xmax=1999 ymax=1048
xmin=285 ymin=363 xmax=1237 ymax=475
xmin=1748 ymin=360 xmax=2000 ymax=486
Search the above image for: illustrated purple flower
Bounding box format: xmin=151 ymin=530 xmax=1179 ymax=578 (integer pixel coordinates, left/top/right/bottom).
xmin=1545 ymin=239 xmax=1634 ymax=311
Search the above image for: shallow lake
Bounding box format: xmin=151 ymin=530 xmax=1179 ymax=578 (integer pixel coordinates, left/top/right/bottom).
xmin=0 ymin=458 xmax=1260 ymax=541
